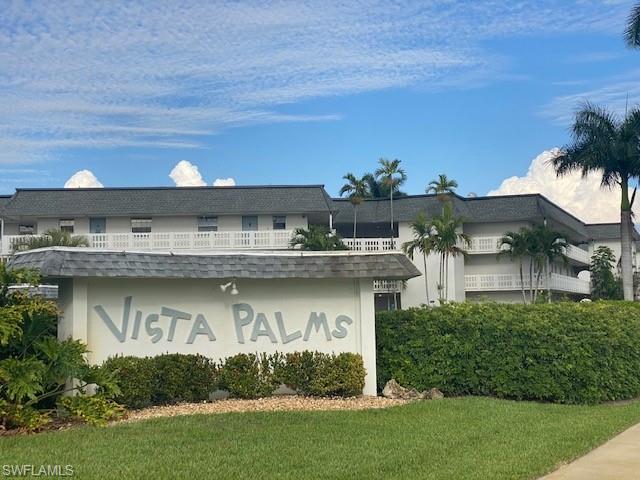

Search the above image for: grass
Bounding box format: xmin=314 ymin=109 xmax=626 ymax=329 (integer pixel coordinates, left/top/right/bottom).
xmin=3 ymin=397 xmax=640 ymax=479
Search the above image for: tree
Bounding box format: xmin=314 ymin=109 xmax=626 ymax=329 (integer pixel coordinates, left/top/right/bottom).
xmin=339 ymin=173 xmax=370 ymax=241
xmin=290 ymin=225 xmax=348 ymax=251
xmin=402 ymin=212 xmax=433 ymax=305
xmin=498 ymin=230 xmax=530 ymax=304
xmin=0 ymin=263 xmax=119 ymax=430
xmin=590 ymin=246 xmax=623 ymax=300
xmin=12 ymin=229 xmax=89 ymax=253
xmin=362 ymin=173 xmax=407 ymax=199
xmin=552 ymin=102 xmax=640 ymax=300
xmin=530 ymin=225 xmax=569 ymax=303
xmin=429 ymin=203 xmax=469 ymax=302
xmin=426 ymin=174 xmax=458 ymax=202
xmin=374 ymin=158 xmax=407 ymax=246
xmin=625 ymin=3 xmax=640 ymax=48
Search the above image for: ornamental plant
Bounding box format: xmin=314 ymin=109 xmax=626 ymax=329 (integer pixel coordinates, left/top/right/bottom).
xmin=0 ymin=263 xmax=119 ymax=431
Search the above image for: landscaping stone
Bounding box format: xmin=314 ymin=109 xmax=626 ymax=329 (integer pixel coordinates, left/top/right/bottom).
xmin=381 ymin=379 xmax=444 ymax=400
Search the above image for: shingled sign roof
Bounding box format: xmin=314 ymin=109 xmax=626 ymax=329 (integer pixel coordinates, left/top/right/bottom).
xmin=1 ymin=185 xmax=334 ymax=218
xmin=8 ymin=248 xmax=421 ymax=280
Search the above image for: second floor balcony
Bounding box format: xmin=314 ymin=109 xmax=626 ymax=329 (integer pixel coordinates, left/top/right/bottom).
xmin=1 ymin=230 xmax=295 ymax=255
xmin=466 ymin=235 xmax=590 ymax=265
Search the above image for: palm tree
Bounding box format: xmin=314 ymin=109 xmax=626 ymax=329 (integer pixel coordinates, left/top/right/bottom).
xmin=290 ymin=225 xmax=348 ymax=251
xmin=374 ymin=158 xmax=407 ymax=246
xmin=362 ymin=173 xmax=407 ymax=199
xmin=430 ymin=203 xmax=469 ymax=302
xmin=402 ymin=212 xmax=433 ymax=305
xmin=426 ymin=174 xmax=458 ymax=202
xmin=551 ymin=102 xmax=640 ymax=300
xmin=625 ymin=3 xmax=640 ymax=48
xmin=12 ymin=229 xmax=89 ymax=253
xmin=529 ymin=225 xmax=569 ymax=303
xmin=498 ymin=230 xmax=530 ymax=304
xmin=339 ymin=173 xmax=370 ymax=241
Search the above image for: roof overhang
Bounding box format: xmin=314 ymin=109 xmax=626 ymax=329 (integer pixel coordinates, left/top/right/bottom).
xmin=7 ymin=247 xmax=421 ymax=281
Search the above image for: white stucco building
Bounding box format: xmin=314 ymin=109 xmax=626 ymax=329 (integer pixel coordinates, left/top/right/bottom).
xmin=0 ymin=185 xmax=637 ymax=307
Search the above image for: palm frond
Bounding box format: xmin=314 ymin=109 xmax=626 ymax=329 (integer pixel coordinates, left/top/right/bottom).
xmin=625 ymin=3 xmax=640 ymax=48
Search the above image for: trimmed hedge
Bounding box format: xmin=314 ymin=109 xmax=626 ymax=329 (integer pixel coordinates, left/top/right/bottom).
xmin=102 ymin=351 xmax=366 ymax=409
xmin=376 ymin=302 xmax=640 ymax=404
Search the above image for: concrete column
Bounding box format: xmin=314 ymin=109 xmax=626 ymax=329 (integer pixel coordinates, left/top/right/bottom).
xmin=358 ymin=278 xmax=377 ymax=396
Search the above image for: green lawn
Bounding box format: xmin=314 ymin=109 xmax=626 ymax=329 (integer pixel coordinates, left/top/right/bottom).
xmin=3 ymin=397 xmax=640 ymax=479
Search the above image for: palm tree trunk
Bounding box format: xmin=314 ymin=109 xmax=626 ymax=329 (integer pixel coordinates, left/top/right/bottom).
xmin=353 ymin=205 xmax=357 ymax=242
xmin=439 ymin=253 xmax=445 ymax=302
xmin=529 ymin=258 xmax=534 ymax=303
xmin=445 ymin=253 xmax=449 ymax=301
xmin=519 ymin=260 xmax=527 ymax=304
xmin=422 ymin=252 xmax=430 ymax=305
xmin=621 ymin=182 xmax=634 ymax=301
xmin=547 ymin=257 xmax=552 ymax=303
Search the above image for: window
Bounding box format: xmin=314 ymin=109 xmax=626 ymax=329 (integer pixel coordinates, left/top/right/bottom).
xmin=131 ymin=218 xmax=152 ymax=233
xmin=59 ymin=219 xmax=75 ymax=234
xmin=272 ymin=215 xmax=286 ymax=230
xmin=89 ymin=217 xmax=106 ymax=234
xmin=18 ymin=224 xmax=35 ymax=235
xmin=197 ymin=216 xmax=218 ymax=232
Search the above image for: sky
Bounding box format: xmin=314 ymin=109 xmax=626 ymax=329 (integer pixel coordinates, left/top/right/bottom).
xmin=1 ymin=0 xmax=640 ymax=223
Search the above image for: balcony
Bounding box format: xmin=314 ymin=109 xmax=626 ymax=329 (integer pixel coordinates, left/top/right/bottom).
xmin=465 ymin=273 xmax=590 ymax=295
xmin=373 ymin=279 xmax=403 ymax=293
xmin=1 ymin=230 xmax=295 ymax=255
xmin=343 ymin=237 xmax=398 ymax=251
xmin=466 ymin=236 xmax=590 ymax=265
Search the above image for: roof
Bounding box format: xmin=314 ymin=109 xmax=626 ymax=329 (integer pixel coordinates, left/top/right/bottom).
xmin=0 ymin=185 xmax=334 ymax=218
xmin=0 ymin=195 xmax=11 ymax=215
xmin=7 ymin=248 xmax=421 ymax=280
xmin=332 ymin=193 xmax=596 ymax=240
xmin=586 ymin=223 xmax=640 ymax=241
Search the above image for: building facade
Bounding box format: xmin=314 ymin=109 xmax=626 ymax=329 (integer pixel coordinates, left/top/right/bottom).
xmin=1 ymin=185 xmax=637 ymax=306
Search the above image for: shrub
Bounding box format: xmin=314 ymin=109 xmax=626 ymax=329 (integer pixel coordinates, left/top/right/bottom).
xmin=280 ymin=351 xmax=365 ymax=396
xmin=376 ymin=302 xmax=640 ymax=404
xmin=101 ymin=356 xmax=156 ymax=409
xmin=58 ymin=395 xmax=125 ymax=426
xmin=219 ymin=353 xmax=280 ymax=399
xmin=152 ymin=354 xmax=217 ymax=405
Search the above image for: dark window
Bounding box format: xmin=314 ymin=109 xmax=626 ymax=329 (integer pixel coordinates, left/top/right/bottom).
xmin=131 ymin=218 xmax=152 ymax=233
xmin=59 ymin=219 xmax=74 ymax=234
xmin=18 ymin=224 xmax=35 ymax=235
xmin=197 ymin=216 xmax=218 ymax=232
xmin=90 ymin=217 xmax=106 ymax=234
xmin=272 ymin=215 xmax=286 ymax=230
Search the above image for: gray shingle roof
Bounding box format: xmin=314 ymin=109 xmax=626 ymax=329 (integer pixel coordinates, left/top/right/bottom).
xmin=586 ymin=223 xmax=640 ymax=241
xmin=0 ymin=195 xmax=11 ymax=215
xmin=1 ymin=185 xmax=334 ymax=218
xmin=7 ymin=248 xmax=421 ymax=280
xmin=333 ymin=194 xmax=592 ymax=240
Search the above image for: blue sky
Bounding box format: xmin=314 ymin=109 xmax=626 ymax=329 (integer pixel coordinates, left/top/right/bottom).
xmin=1 ymin=0 xmax=639 ymax=220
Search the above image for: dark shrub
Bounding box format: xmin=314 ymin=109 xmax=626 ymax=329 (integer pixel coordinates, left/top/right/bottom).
xmin=376 ymin=302 xmax=640 ymax=404
xmin=152 ymin=354 xmax=217 ymax=405
xmin=101 ymin=356 xmax=155 ymax=409
xmin=218 ymin=353 xmax=280 ymax=399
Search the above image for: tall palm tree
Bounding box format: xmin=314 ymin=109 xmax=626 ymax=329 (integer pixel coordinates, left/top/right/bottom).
xmin=339 ymin=173 xmax=370 ymax=241
xmin=362 ymin=173 xmax=407 ymax=199
xmin=498 ymin=229 xmax=530 ymax=304
xmin=551 ymin=102 xmax=640 ymax=300
xmin=625 ymin=3 xmax=640 ymax=48
xmin=402 ymin=212 xmax=433 ymax=305
xmin=426 ymin=174 xmax=458 ymax=202
xmin=12 ymin=229 xmax=89 ymax=253
xmin=430 ymin=203 xmax=469 ymax=301
xmin=529 ymin=225 xmax=569 ymax=303
xmin=374 ymin=158 xmax=407 ymax=247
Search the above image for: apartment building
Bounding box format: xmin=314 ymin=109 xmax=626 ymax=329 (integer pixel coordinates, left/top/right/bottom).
xmin=0 ymin=185 xmax=636 ymax=307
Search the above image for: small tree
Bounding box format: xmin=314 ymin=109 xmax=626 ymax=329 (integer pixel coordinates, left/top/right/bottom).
xmin=290 ymin=226 xmax=348 ymax=251
xmin=590 ymin=246 xmax=623 ymax=300
xmin=339 ymin=173 xmax=370 ymax=241
xmin=498 ymin=230 xmax=529 ymax=304
xmin=426 ymin=174 xmax=458 ymax=202
xmin=402 ymin=212 xmax=433 ymax=305
xmin=12 ymin=229 xmax=89 ymax=253
xmin=374 ymin=158 xmax=407 ymax=246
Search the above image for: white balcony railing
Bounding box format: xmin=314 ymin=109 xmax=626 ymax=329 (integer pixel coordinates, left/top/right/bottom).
xmin=465 ymin=273 xmax=590 ymax=295
xmin=373 ymin=279 xmax=403 ymax=293
xmin=466 ymin=236 xmax=590 ymax=264
xmin=1 ymin=230 xmax=295 ymax=255
xmin=343 ymin=237 xmax=399 ymax=251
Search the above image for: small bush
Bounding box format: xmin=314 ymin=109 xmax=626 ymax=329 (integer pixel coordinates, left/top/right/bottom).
xmin=376 ymin=301 xmax=640 ymax=404
xmin=152 ymin=354 xmax=217 ymax=405
xmin=101 ymin=356 xmax=156 ymax=409
xmin=219 ymin=353 xmax=280 ymax=399
xmin=58 ymin=395 xmax=125 ymax=426
xmin=279 ymin=351 xmax=365 ymax=397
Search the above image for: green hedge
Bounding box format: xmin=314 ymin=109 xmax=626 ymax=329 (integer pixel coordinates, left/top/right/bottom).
xmin=376 ymin=302 xmax=640 ymax=404
xmin=102 ymin=351 xmax=365 ymax=408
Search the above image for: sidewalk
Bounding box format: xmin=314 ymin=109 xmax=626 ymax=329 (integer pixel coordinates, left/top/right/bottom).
xmin=541 ymin=422 xmax=640 ymax=479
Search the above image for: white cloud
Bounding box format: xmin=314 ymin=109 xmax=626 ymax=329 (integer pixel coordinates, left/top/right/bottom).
xmin=169 ymin=160 xmax=206 ymax=187
xmin=213 ymin=178 xmax=236 ymax=187
xmin=64 ymin=170 xmax=104 ymax=188
xmin=488 ymin=148 xmax=633 ymax=224
xmin=0 ymin=1 xmax=630 ymax=162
